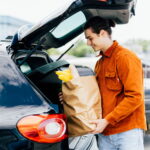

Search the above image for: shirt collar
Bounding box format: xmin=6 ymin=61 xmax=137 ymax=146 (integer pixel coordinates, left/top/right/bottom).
xmin=98 ymin=40 xmax=118 ymax=57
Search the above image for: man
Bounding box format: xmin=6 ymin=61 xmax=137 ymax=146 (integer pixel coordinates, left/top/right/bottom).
xmin=84 ymin=16 xmax=147 ymax=150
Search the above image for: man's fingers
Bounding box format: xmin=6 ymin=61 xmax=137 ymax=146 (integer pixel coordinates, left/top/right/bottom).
xmin=58 ymin=92 xmax=64 ymax=104
xmin=58 ymin=92 xmax=63 ymax=96
xmin=91 ymin=128 xmax=99 ymax=134
xmin=89 ymin=120 xmax=99 ymax=124
xmin=59 ymin=95 xmax=63 ymax=99
xmin=91 ymin=127 xmax=103 ymax=134
xmin=59 ymin=98 xmax=63 ymax=104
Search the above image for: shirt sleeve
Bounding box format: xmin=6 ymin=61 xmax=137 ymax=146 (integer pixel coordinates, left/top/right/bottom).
xmin=105 ymin=52 xmax=144 ymax=126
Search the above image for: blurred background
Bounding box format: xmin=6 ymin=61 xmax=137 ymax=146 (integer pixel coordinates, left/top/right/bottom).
xmin=0 ymin=0 xmax=150 ymax=63
xmin=0 ymin=0 xmax=150 ymax=95
xmin=2 ymin=0 xmax=149 ymax=87
xmin=0 ymin=0 xmax=150 ymax=149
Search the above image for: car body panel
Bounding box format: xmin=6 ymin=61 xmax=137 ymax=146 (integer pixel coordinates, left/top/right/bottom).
xmin=0 ymin=48 xmax=69 ymax=149
xmin=0 ymin=52 xmax=51 ymax=129
xmin=10 ymin=0 xmax=136 ymax=50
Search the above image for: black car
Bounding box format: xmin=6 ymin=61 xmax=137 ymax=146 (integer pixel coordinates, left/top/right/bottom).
xmin=0 ymin=0 xmax=138 ymax=150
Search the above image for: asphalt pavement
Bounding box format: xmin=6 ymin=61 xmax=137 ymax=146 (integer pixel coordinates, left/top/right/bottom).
xmin=144 ymin=133 xmax=150 ymax=150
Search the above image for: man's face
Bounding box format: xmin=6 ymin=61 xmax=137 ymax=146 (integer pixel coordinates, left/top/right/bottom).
xmin=84 ymin=28 xmax=103 ymax=52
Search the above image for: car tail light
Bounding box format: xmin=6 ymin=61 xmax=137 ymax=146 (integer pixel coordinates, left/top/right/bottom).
xmin=17 ymin=114 xmax=67 ymax=143
xmin=98 ymin=0 xmax=108 ymax=1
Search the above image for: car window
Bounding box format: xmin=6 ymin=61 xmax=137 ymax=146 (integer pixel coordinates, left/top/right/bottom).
xmin=20 ymin=62 xmax=32 ymax=74
xmin=17 ymin=55 xmax=48 ymax=74
xmin=51 ymin=11 xmax=86 ymax=38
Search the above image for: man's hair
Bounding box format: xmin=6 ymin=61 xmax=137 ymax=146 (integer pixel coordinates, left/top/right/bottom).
xmin=84 ymin=16 xmax=115 ymax=35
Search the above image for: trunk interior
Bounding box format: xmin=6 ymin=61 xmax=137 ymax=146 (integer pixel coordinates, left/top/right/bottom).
xmin=12 ymin=49 xmax=94 ymax=112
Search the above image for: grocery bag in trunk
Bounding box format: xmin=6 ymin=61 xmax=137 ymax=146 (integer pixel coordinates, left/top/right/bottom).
xmin=61 ymin=65 xmax=102 ymax=137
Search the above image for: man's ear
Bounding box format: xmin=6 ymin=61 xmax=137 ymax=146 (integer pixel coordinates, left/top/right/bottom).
xmin=99 ymin=29 xmax=106 ymax=37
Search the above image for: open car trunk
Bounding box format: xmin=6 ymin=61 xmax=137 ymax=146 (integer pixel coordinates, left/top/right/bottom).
xmin=10 ymin=0 xmax=137 ymax=113
xmin=10 ymin=0 xmax=136 ymax=51
xmin=12 ymin=50 xmax=95 ymax=113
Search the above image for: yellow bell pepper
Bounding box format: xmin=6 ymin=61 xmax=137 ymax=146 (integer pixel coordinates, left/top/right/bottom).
xmin=55 ymin=69 xmax=73 ymax=82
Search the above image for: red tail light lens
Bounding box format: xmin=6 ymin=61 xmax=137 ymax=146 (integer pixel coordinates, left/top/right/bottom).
xmin=98 ymin=0 xmax=108 ymax=1
xmin=17 ymin=114 xmax=67 ymax=143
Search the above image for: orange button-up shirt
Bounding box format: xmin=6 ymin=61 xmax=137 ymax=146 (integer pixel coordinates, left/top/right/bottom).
xmin=95 ymin=41 xmax=147 ymax=135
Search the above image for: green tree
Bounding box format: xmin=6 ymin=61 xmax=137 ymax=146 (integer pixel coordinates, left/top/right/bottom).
xmin=124 ymin=39 xmax=150 ymax=53
xmin=46 ymin=48 xmax=60 ymax=55
xmin=68 ymin=40 xmax=94 ymax=57
xmin=137 ymin=39 xmax=150 ymax=53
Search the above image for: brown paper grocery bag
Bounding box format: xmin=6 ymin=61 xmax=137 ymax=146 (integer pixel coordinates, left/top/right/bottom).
xmin=62 ymin=65 xmax=102 ymax=137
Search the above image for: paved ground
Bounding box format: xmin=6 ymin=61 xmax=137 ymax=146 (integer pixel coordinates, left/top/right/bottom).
xmin=144 ymin=133 xmax=150 ymax=150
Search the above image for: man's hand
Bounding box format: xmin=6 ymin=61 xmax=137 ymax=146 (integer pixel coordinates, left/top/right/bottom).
xmin=89 ymin=119 xmax=109 ymax=134
xmin=58 ymin=92 xmax=64 ymax=104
